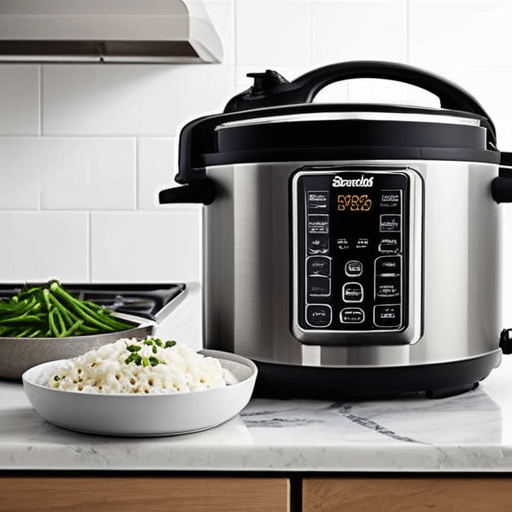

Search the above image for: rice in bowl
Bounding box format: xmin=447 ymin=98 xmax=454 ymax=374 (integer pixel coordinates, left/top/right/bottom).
xmin=39 ymin=337 xmax=238 ymax=395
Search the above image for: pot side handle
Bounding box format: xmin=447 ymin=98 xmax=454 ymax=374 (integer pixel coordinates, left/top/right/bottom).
xmin=159 ymin=178 xmax=215 ymax=206
xmin=494 ymin=152 xmax=512 ymax=354
xmin=492 ymin=152 xmax=512 ymax=204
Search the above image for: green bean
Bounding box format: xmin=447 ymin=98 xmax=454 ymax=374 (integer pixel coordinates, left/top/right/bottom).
xmin=0 ymin=301 xmax=21 ymax=313
xmin=2 ymin=297 xmax=36 ymax=319
xmin=50 ymin=282 xmax=133 ymax=332
xmin=48 ymin=310 xmax=60 ymax=337
xmin=18 ymin=285 xmax=41 ymax=297
xmin=0 ymin=314 xmax=44 ymax=326
xmin=78 ymin=301 xmax=134 ymax=331
xmin=77 ymin=323 xmax=102 ymax=335
xmin=0 ymin=280 xmax=136 ymax=338
xmin=42 ymin=288 xmax=52 ymax=315
xmin=46 ymin=289 xmax=78 ymax=328
xmin=16 ymin=327 xmax=33 ymax=338
xmin=85 ymin=301 xmax=103 ymax=312
xmin=53 ymin=308 xmax=67 ymax=337
xmin=61 ymin=319 xmax=84 ymax=337
xmin=50 ymin=287 xmax=116 ymax=332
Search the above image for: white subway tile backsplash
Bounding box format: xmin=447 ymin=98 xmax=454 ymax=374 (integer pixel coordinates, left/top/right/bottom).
xmin=0 ymin=65 xmax=40 ymax=136
xmin=39 ymin=138 xmax=136 ymax=210
xmin=90 ymin=211 xmax=201 ymax=283
xmin=42 ymin=64 xmax=234 ymax=137
xmin=171 ymin=64 xmax=235 ymax=122
xmin=311 ymin=1 xmax=406 ymax=65
xmin=42 ymin=65 xmax=173 ymax=136
xmin=235 ymin=1 xmax=311 ymax=67
xmin=345 ymin=78 xmax=441 ymax=107
xmin=0 ymin=212 xmax=88 ymax=282
xmin=348 ymin=79 xmax=405 ymax=104
xmin=409 ymin=1 xmax=512 ymax=67
xmin=137 ymin=138 xmax=177 ymax=211
xmin=0 ymin=138 xmax=40 ymax=210
xmin=0 ymin=137 xmax=136 ymax=211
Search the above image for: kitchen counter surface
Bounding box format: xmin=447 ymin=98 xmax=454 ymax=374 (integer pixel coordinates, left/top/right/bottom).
xmin=2 ymin=353 xmax=512 ymax=472
xmin=2 ymin=283 xmax=512 ymax=473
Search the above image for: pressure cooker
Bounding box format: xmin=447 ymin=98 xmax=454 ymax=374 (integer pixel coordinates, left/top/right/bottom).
xmin=160 ymin=61 xmax=512 ymax=399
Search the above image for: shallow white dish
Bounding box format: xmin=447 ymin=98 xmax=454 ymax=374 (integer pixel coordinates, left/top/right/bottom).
xmin=22 ymin=350 xmax=257 ymax=437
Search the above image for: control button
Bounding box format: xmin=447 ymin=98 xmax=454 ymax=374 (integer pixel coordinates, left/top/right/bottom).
xmin=375 ymin=276 xmax=401 ymax=300
xmin=375 ymin=255 xmax=401 ymax=276
xmin=343 ymin=282 xmax=364 ymax=303
xmin=374 ymin=305 xmax=402 ymax=328
xmin=308 ymin=191 xmax=329 ymax=211
xmin=356 ymin=238 xmax=369 ymax=250
xmin=379 ymin=190 xmax=401 ymax=210
xmin=308 ymin=235 xmax=329 ymax=254
xmin=340 ymin=307 xmax=365 ymax=324
xmin=345 ymin=260 xmax=363 ymax=277
xmin=306 ymin=305 xmax=332 ymax=328
xmin=308 ymin=214 xmax=329 ymax=234
xmin=378 ymin=237 xmax=400 ymax=254
xmin=307 ymin=256 xmax=331 ymax=277
xmin=380 ymin=214 xmax=401 ymax=232
xmin=336 ymin=238 xmax=350 ymax=250
xmin=308 ymin=276 xmax=331 ymax=298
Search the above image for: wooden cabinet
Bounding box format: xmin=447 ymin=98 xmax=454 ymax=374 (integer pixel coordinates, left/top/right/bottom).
xmin=302 ymin=477 xmax=512 ymax=512
xmin=3 ymin=475 xmax=512 ymax=511
xmin=0 ymin=476 xmax=289 ymax=512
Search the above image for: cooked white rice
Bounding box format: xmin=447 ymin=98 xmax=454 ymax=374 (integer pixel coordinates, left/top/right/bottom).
xmin=41 ymin=338 xmax=238 ymax=394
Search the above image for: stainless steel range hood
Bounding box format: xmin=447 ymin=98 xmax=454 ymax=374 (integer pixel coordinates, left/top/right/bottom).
xmin=0 ymin=0 xmax=223 ymax=63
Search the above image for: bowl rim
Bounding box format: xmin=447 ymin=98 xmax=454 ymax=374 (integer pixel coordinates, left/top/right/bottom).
xmin=22 ymin=348 xmax=258 ymax=399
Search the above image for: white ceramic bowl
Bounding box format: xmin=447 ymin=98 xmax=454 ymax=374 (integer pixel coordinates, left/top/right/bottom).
xmin=22 ymin=350 xmax=257 ymax=437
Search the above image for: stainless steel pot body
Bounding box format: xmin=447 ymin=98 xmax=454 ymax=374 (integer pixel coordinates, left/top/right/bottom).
xmin=203 ymin=160 xmax=502 ymax=369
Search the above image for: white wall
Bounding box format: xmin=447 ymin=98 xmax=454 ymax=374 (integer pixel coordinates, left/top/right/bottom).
xmin=0 ymin=0 xmax=511 ymax=321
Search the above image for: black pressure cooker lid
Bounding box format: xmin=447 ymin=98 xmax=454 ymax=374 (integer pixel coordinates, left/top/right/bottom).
xmin=210 ymin=102 xmax=494 ymax=165
xmin=161 ymin=62 xmax=501 ymax=204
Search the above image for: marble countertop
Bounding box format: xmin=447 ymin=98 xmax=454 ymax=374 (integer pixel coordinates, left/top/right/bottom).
xmin=2 ymin=354 xmax=512 ymax=473
xmin=2 ymin=286 xmax=512 ymax=473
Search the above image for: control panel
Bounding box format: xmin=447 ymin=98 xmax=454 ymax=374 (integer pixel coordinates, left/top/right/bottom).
xmin=291 ymin=167 xmax=422 ymax=345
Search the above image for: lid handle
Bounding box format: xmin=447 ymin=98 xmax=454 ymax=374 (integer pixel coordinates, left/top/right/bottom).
xmin=224 ymin=61 xmax=496 ymax=145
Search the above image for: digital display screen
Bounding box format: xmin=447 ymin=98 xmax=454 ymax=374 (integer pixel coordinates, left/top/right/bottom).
xmin=337 ymin=194 xmax=372 ymax=212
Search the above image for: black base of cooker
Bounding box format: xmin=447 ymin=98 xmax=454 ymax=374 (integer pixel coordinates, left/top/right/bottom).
xmin=253 ymin=351 xmax=502 ymax=400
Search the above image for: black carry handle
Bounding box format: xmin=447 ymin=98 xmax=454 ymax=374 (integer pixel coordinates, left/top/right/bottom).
xmin=224 ymin=61 xmax=496 ymax=144
xmin=161 ymin=61 xmax=499 ymax=203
